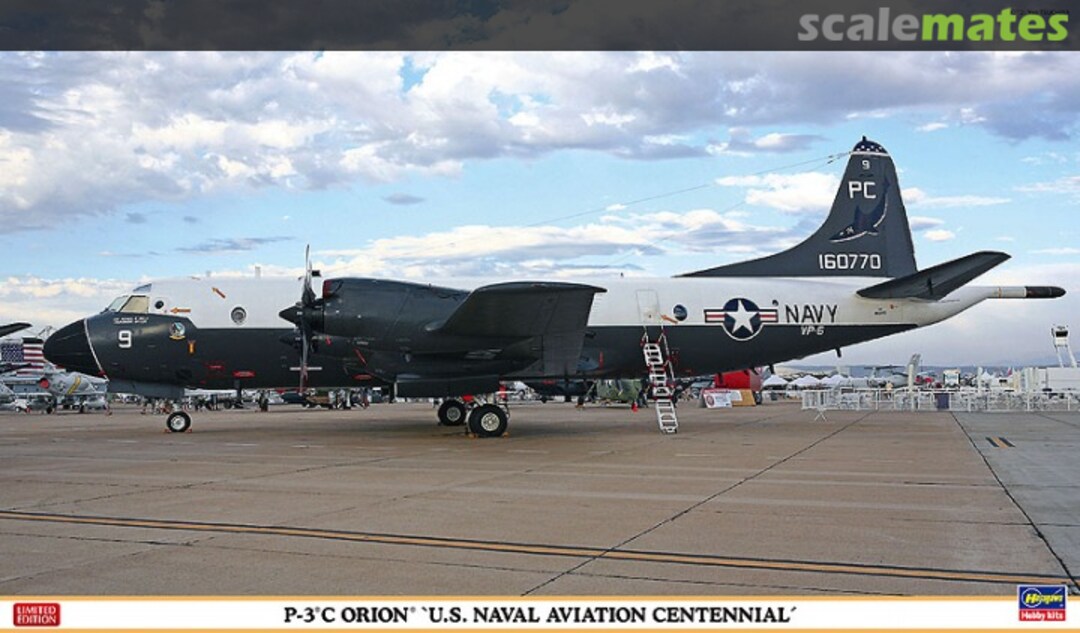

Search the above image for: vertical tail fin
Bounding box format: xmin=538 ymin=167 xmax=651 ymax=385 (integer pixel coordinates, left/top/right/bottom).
xmin=683 ymin=137 xmax=917 ymax=278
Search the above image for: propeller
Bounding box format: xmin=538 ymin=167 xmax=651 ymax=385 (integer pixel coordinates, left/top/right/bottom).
xmin=278 ymin=245 xmax=321 ymax=390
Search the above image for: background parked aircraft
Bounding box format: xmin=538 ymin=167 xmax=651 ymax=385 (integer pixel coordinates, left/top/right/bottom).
xmin=2 ymin=333 xmax=108 ymax=412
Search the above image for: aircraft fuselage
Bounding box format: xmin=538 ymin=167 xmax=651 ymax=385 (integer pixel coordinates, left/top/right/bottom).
xmin=47 ymin=275 xmax=1008 ymax=399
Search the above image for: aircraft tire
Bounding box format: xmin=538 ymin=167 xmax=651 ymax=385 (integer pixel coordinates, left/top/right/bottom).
xmin=437 ymin=399 xmax=467 ymax=426
xmin=166 ymin=411 xmax=192 ymax=433
xmin=468 ymin=404 xmax=508 ymax=438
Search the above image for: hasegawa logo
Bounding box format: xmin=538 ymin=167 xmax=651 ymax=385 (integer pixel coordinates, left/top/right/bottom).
xmin=1018 ymin=585 xmax=1066 ymax=622
xmin=12 ymin=603 xmax=61 ymax=627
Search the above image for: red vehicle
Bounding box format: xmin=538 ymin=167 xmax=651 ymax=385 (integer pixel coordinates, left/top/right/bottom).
xmin=712 ymin=369 xmax=763 ymax=404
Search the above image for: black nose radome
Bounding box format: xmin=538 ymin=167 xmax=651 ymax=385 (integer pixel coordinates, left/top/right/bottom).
xmin=44 ymin=320 xmax=101 ymax=376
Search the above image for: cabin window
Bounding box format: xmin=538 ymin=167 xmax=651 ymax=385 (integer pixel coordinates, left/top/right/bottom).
xmin=154 ymin=300 xmax=165 ymax=310
xmin=231 ymin=306 xmax=247 ymax=325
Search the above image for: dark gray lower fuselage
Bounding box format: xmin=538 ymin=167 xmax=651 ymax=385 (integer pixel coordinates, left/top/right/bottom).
xmin=77 ymin=314 xmax=913 ymax=396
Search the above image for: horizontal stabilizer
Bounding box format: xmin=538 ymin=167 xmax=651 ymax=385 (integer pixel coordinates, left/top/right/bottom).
xmin=431 ymin=282 xmax=606 ymax=339
xmin=0 ymin=322 xmax=32 ymax=339
xmin=857 ymin=251 xmax=1011 ymax=300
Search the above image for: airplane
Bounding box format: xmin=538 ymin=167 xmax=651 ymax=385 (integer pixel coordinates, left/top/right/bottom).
xmin=2 ymin=330 xmax=109 ymax=412
xmin=44 ymin=137 xmax=1065 ymax=437
xmin=39 ymin=368 xmax=108 ymax=404
xmin=0 ymin=322 xmax=32 ymax=339
xmin=1 ymin=367 xmax=108 ymax=412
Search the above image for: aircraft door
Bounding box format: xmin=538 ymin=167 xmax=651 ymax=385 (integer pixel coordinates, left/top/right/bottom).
xmin=636 ymin=289 xmax=661 ymax=325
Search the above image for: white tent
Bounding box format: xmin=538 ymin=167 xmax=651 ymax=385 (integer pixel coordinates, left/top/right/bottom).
xmin=791 ymin=375 xmax=823 ymax=388
xmin=762 ymin=374 xmax=789 ymax=389
xmin=823 ymin=374 xmax=850 ymax=387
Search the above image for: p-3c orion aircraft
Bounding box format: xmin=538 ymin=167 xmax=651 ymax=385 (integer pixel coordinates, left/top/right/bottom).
xmin=45 ymin=137 xmax=1064 ymax=436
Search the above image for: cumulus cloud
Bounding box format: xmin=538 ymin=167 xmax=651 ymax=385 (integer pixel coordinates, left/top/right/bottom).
xmin=1 ymin=51 xmax=1078 ymax=233
xmin=916 ymin=122 xmax=948 ymax=133
xmin=923 ymin=229 xmax=956 ymax=242
xmin=903 ymin=187 xmax=1010 ymax=208
xmin=0 ymin=276 xmax=137 ymax=329
xmin=707 ymin=127 xmax=823 ymax=155
xmin=715 ymin=171 xmax=838 ymax=214
xmin=1017 ymin=175 xmax=1080 ymax=195
xmin=1020 ymin=152 xmax=1071 ymax=166
xmin=908 ymin=216 xmax=945 ymax=231
xmin=308 ymin=205 xmax=810 ymax=279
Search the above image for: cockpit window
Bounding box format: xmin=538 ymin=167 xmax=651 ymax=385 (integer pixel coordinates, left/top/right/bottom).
xmin=104 ymin=296 xmax=128 ymax=312
xmin=104 ymin=295 xmax=150 ymax=313
xmin=121 ymin=295 xmax=149 ymax=313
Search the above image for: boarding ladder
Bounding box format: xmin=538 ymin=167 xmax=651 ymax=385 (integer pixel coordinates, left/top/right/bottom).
xmin=642 ymin=329 xmax=679 ymax=434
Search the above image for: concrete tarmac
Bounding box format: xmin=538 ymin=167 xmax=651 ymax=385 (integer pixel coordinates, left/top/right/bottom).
xmin=0 ymin=401 xmax=1076 ymax=596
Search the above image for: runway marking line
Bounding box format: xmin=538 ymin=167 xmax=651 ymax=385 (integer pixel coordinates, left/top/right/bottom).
xmin=984 ymin=437 xmax=1014 ymax=449
xmin=0 ymin=510 xmax=1067 ymax=587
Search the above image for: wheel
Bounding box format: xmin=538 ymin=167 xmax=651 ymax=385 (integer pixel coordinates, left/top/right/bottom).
xmin=468 ymin=404 xmax=508 ymax=438
xmin=166 ymin=411 xmax=191 ymax=433
xmin=437 ymin=399 xmax=467 ymax=426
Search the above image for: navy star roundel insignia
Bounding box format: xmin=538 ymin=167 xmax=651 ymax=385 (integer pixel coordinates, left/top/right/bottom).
xmin=704 ymin=298 xmax=778 ymax=341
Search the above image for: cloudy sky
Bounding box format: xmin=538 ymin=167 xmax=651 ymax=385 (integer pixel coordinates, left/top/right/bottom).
xmin=1 ymin=51 xmax=1078 ymax=366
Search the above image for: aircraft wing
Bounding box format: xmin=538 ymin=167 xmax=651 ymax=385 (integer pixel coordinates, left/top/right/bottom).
xmin=0 ymin=322 xmax=31 ymax=339
xmin=430 ymin=282 xmax=606 ymax=339
xmin=428 ymin=282 xmax=606 ymax=376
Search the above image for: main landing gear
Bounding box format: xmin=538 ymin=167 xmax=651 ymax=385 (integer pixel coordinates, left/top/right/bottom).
xmin=437 ymin=398 xmax=509 ymax=438
xmin=437 ymin=399 xmax=467 ymax=426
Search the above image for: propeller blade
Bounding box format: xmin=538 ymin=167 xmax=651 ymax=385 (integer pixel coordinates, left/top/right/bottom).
xmin=301 ymin=244 xmax=315 ymax=307
xmin=299 ymin=332 xmax=310 ymax=391
xmin=287 ymin=245 xmax=321 ymax=391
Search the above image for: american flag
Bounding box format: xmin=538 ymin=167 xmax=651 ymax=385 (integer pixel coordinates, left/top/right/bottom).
xmin=0 ymin=338 xmax=46 ymax=375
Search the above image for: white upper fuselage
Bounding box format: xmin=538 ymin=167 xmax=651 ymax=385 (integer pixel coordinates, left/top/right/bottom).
xmin=109 ymin=275 xmax=1016 ymax=333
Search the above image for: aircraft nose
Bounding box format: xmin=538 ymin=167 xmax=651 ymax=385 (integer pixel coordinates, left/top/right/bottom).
xmin=44 ymin=319 xmax=102 ymax=376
